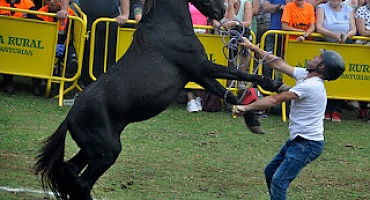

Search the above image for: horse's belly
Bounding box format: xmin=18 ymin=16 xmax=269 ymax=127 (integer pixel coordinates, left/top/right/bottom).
xmin=76 ymin=54 xmax=188 ymax=122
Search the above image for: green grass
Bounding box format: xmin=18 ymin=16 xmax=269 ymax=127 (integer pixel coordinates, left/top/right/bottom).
xmin=0 ymin=90 xmax=369 ymax=200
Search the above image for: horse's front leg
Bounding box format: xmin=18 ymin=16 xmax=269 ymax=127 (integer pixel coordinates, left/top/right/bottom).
xmin=202 ymin=62 xmax=286 ymax=93
xmin=196 ymin=78 xmax=266 ymax=134
xmin=196 ymin=77 xmax=239 ymax=105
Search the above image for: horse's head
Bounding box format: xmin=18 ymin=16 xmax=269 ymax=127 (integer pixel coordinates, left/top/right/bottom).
xmin=189 ymin=0 xmax=225 ymax=21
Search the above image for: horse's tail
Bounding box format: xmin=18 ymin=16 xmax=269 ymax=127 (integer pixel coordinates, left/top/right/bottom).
xmin=35 ymin=119 xmax=69 ymax=199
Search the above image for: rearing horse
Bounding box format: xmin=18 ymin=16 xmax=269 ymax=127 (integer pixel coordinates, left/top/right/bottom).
xmin=35 ymin=0 xmax=282 ymax=199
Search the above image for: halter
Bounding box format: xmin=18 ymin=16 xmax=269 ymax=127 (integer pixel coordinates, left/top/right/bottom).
xmin=214 ymin=20 xmax=282 ymax=104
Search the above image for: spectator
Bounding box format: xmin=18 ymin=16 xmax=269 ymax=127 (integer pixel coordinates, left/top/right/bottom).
xmin=186 ymin=2 xmax=208 ymax=112
xmin=251 ymin=0 xmax=261 ymax=36
xmin=125 ymin=0 xmax=143 ymax=28
xmin=221 ymin=0 xmax=254 ymax=84
xmin=308 ymin=0 xmax=328 ymax=9
xmin=32 ymin=0 xmax=43 ymax=9
xmin=316 ymin=0 xmax=356 ymax=122
xmin=234 ymin=36 xmax=345 ymax=200
xmin=355 ymin=0 xmax=370 ymax=45
xmin=281 ymin=0 xmax=316 ymax=42
xmin=0 ymin=0 xmax=39 ymax=94
xmin=355 ymin=0 xmax=370 ymax=120
xmin=37 ymin=0 xmax=78 ymax=80
xmin=58 ymin=0 xmax=130 ymax=88
xmin=256 ymin=0 xmax=271 ymax=44
xmin=316 ymin=0 xmax=356 ymax=44
xmin=263 ymin=0 xmax=287 ymax=78
xmin=343 ymin=0 xmax=365 ymax=11
xmin=132 ymin=0 xmax=143 ymax=23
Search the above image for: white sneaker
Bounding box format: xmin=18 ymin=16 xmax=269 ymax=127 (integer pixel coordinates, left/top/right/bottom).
xmin=195 ymin=97 xmax=202 ymax=111
xmin=237 ymin=81 xmax=246 ymax=89
xmin=186 ymin=99 xmax=199 ymax=112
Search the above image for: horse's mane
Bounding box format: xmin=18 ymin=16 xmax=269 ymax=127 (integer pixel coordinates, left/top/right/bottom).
xmin=142 ymin=0 xmax=156 ymax=16
xmin=132 ymin=0 xmax=157 ymax=50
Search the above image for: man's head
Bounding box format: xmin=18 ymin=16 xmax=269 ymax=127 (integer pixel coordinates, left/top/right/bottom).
xmin=44 ymin=0 xmax=59 ymax=12
xmin=306 ymin=50 xmax=345 ymax=81
xmin=294 ymin=0 xmax=305 ymax=7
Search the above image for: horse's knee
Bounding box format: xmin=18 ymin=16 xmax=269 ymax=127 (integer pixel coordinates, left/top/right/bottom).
xmin=100 ymin=148 xmax=121 ymax=167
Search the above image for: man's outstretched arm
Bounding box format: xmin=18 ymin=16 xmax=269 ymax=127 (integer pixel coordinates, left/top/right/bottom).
xmin=239 ymin=37 xmax=295 ymax=77
xmin=234 ymin=91 xmax=298 ymax=115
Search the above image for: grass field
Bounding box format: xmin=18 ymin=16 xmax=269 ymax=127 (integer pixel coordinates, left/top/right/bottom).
xmin=0 ymin=88 xmax=369 ymax=200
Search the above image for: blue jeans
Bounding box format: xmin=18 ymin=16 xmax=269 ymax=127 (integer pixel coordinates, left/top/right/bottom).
xmin=264 ymin=136 xmax=324 ymax=200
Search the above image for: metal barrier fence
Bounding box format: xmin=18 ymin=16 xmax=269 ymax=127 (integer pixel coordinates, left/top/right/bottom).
xmin=0 ymin=5 xmax=87 ymax=106
xmin=2 ymin=7 xmax=369 ymax=121
xmin=259 ymin=30 xmax=370 ymax=121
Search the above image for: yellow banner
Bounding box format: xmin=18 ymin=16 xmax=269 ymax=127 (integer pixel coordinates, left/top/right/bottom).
xmin=284 ymin=41 xmax=370 ymax=101
xmin=0 ymin=16 xmax=58 ymax=77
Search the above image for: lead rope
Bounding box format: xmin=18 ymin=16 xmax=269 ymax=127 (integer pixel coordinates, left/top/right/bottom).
xmin=215 ymin=20 xmax=282 ymax=105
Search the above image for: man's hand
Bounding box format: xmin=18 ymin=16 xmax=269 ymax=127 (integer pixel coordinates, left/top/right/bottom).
xmin=56 ymin=9 xmax=69 ymax=19
xmin=116 ymin=14 xmax=128 ymax=25
xmin=339 ymin=33 xmax=348 ymax=44
xmin=232 ymin=105 xmax=248 ymax=116
xmin=296 ymin=36 xmax=305 ymax=42
xmin=239 ymin=37 xmax=253 ymax=49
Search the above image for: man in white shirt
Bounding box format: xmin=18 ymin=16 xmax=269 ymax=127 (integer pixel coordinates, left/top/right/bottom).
xmin=234 ymin=37 xmax=345 ymax=200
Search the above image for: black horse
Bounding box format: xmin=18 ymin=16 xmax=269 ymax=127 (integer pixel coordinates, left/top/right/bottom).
xmin=35 ymin=0 xmax=283 ymax=199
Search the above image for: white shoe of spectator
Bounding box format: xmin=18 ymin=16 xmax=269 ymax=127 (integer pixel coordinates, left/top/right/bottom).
xmin=195 ymin=97 xmax=202 ymax=111
xmin=186 ymin=99 xmax=199 ymax=112
xmin=237 ymin=81 xmax=246 ymax=89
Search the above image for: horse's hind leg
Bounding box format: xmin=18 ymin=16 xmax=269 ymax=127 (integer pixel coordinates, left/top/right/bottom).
xmin=69 ymin=133 xmax=122 ymax=200
xmin=65 ymin=150 xmax=88 ymax=175
xmin=52 ymin=150 xmax=88 ymax=197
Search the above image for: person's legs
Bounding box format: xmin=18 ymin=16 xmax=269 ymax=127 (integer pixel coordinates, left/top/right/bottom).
xmin=186 ymin=90 xmax=198 ymax=112
xmin=265 ymin=141 xmax=289 ymax=194
xmin=331 ymin=100 xmax=342 ymax=122
xmin=359 ymin=101 xmax=369 ymax=120
xmin=2 ymin=74 xmax=15 ymax=93
xmin=66 ymin=44 xmax=78 ymax=78
xmin=31 ymin=78 xmax=45 ymax=96
xmin=325 ymin=100 xmax=333 ymax=120
xmin=263 ymin=35 xmax=275 ymax=79
xmin=79 ymin=0 xmax=120 ymax=87
xmin=268 ymin=137 xmax=324 ymax=200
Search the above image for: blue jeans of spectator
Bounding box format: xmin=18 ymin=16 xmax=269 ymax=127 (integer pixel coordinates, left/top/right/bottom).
xmin=264 ymin=136 xmax=324 ymax=200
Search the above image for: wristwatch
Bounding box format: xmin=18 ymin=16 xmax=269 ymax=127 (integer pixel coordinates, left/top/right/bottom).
xmin=275 ymin=4 xmax=283 ymax=13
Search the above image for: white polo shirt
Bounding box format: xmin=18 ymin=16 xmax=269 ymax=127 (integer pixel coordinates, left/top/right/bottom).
xmin=288 ymin=68 xmax=327 ymax=141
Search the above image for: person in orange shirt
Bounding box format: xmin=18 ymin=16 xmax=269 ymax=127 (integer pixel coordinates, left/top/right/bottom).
xmin=0 ymin=0 xmax=35 ymax=18
xmin=0 ymin=0 xmax=40 ymax=94
xmin=37 ymin=0 xmax=78 ymax=79
xmin=38 ymin=0 xmax=74 ymax=44
xmin=281 ymin=0 xmax=316 ymax=41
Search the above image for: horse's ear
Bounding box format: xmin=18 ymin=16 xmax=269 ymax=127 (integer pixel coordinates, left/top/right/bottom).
xmin=142 ymin=0 xmax=156 ymax=16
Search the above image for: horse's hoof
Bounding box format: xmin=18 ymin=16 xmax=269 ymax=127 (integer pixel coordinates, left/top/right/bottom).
xmin=258 ymin=77 xmax=283 ymax=92
xmin=248 ymin=126 xmax=266 ymax=134
xmin=277 ymin=83 xmax=291 ymax=93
